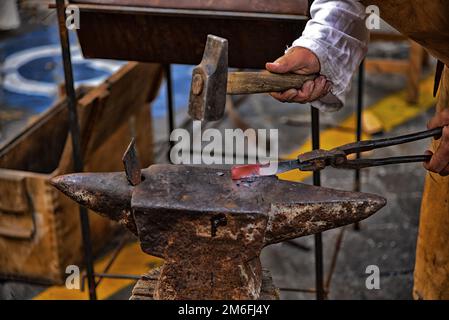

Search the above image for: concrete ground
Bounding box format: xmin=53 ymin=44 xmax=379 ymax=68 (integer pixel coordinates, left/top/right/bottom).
xmin=0 ymin=8 xmax=437 ymax=300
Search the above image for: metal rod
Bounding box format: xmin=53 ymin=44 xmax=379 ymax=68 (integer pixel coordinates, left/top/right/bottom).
xmin=93 ymin=273 xmax=142 ymax=280
xmin=354 ymin=60 xmax=365 ymax=231
xmin=165 ymin=64 xmax=175 ymax=163
xmin=56 ymin=0 xmax=97 ymax=300
xmin=339 ymin=126 xmax=442 ymax=155
xmin=285 ymin=240 xmax=311 ymax=252
xmin=356 ymin=60 xmax=364 ymax=162
xmin=82 ymin=273 xmax=142 ymax=290
xmin=95 ymin=235 xmax=130 ymax=288
xmin=311 ymin=106 xmax=325 ymax=300
xmin=325 ymin=227 xmax=346 ymax=295
xmin=339 ymin=155 xmax=433 ymax=169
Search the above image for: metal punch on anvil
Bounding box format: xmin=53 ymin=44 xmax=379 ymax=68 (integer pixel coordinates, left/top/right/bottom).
xmin=188 ymin=35 xmax=343 ymax=121
xmin=51 ymin=140 xmax=386 ymax=300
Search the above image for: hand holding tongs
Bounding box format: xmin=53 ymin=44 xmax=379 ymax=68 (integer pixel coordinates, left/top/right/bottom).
xmin=298 ymin=127 xmax=442 ymax=171
xmin=231 ymin=127 xmax=443 ymax=180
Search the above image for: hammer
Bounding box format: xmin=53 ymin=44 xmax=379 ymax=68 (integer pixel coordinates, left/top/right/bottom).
xmin=189 ymin=35 xmax=320 ymax=121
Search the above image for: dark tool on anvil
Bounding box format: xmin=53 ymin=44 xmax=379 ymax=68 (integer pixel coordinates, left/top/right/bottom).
xmin=51 ymin=141 xmax=386 ymax=300
xmin=232 ymin=127 xmax=443 ymax=180
xmin=188 ymin=35 xmax=343 ymax=121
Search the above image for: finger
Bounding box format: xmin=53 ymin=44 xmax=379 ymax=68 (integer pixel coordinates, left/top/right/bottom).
xmin=266 ymin=53 xmax=298 ymax=74
xmin=269 ymin=92 xmax=284 ymax=102
xmin=422 ymin=150 xmax=433 ymax=171
xmin=266 ymin=47 xmax=319 ymax=75
xmin=285 ymin=90 xmax=300 ymax=102
xmin=439 ymin=164 xmax=449 ymax=176
xmin=427 ymin=126 xmax=449 ymax=173
xmin=270 ymin=89 xmax=298 ymax=102
xmin=308 ymin=76 xmax=327 ymax=101
xmin=291 ymin=80 xmax=315 ymax=103
xmin=319 ymin=81 xmax=333 ymax=99
xmin=427 ymin=109 xmax=449 ymax=129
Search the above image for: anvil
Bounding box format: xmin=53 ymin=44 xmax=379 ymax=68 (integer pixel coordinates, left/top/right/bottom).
xmin=51 ymin=164 xmax=385 ymax=300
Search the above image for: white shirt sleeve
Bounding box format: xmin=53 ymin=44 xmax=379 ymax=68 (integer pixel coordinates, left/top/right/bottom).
xmin=291 ymin=0 xmax=369 ymax=111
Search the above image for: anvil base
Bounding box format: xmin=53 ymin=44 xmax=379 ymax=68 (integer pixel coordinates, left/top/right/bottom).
xmin=130 ymin=268 xmax=280 ymax=300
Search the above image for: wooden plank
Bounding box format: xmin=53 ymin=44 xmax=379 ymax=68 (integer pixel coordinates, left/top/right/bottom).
xmin=365 ymin=59 xmax=409 ymax=74
xmin=0 ymin=91 xmax=85 ymax=173
xmin=57 ymin=62 xmax=163 ymax=173
xmin=406 ymin=41 xmax=424 ymax=104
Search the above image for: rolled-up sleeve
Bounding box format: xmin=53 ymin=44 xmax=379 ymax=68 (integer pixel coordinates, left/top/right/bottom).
xmin=291 ymin=0 xmax=369 ymax=111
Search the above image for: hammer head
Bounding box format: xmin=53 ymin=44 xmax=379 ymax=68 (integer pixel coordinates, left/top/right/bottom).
xmin=188 ymin=35 xmax=228 ymax=121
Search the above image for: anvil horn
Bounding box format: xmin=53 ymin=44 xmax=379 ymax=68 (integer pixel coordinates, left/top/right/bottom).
xmin=50 ymin=171 xmax=137 ymax=235
xmin=263 ymin=184 xmax=386 ymax=245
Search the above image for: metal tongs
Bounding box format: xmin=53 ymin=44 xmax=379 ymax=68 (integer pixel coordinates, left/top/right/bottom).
xmin=297 ymin=127 xmax=442 ymax=171
xmin=231 ymin=127 xmax=442 ymax=180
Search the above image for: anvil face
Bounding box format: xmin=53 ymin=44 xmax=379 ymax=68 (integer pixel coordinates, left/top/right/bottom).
xmin=132 ymin=165 xmax=386 ymax=248
xmin=51 ymin=164 xmax=386 ymax=300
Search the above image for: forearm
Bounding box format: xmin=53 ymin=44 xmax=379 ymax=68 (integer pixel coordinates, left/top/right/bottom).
xmin=292 ymin=0 xmax=369 ymax=103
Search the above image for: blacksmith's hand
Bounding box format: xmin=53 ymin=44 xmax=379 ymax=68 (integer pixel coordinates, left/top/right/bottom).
xmin=424 ymin=109 xmax=449 ymax=176
xmin=266 ymin=47 xmax=332 ymax=103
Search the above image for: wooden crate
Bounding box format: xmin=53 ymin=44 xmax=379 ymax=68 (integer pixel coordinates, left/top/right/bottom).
xmin=0 ymin=62 xmax=163 ymax=284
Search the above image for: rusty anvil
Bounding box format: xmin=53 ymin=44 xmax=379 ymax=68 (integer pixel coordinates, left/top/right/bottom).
xmin=188 ymin=35 xmax=343 ymax=121
xmin=51 ymin=142 xmax=386 ymax=300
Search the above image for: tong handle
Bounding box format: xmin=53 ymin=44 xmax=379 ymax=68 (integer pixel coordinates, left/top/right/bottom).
xmin=336 ymin=127 xmax=443 ymax=155
xmin=336 ymin=155 xmax=432 ymax=170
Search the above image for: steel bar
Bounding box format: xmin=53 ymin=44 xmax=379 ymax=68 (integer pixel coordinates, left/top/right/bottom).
xmin=165 ymin=64 xmax=175 ymax=163
xmin=93 ymin=273 xmax=142 ymax=280
xmin=285 ymin=240 xmax=311 ymax=252
xmin=95 ymin=235 xmax=131 ymax=288
xmin=434 ymin=60 xmax=444 ymax=97
xmin=336 ymin=155 xmax=433 ymax=169
xmin=82 ymin=273 xmax=142 ymax=290
xmin=338 ymin=127 xmax=442 ymax=156
xmin=55 ymin=0 xmax=97 ymax=301
xmin=311 ymin=106 xmax=325 ymax=300
xmin=324 ymin=227 xmax=346 ymax=296
xmin=354 ymin=60 xmax=365 ymax=231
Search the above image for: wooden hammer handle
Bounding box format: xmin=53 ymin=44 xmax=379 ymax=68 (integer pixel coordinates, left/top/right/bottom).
xmin=227 ymin=71 xmax=318 ymax=95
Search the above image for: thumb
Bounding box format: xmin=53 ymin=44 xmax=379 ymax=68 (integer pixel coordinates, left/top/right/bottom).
xmin=266 ymin=54 xmax=297 ymax=74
